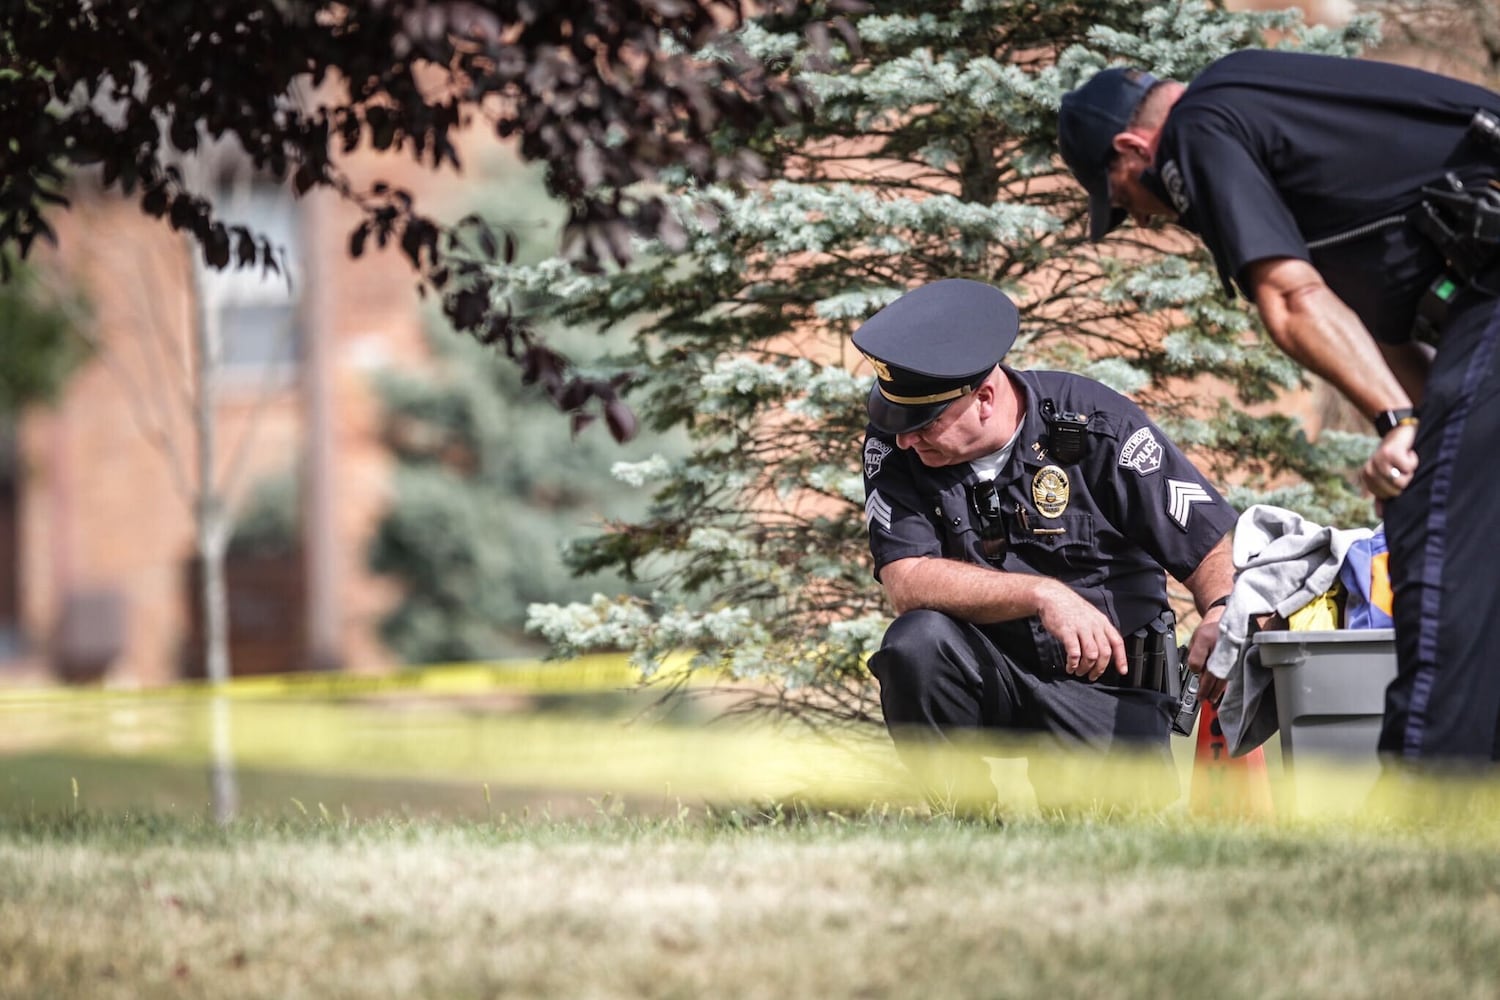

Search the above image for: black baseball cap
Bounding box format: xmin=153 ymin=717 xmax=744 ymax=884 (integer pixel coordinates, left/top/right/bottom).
xmin=851 ymin=279 xmax=1019 ymax=436
xmin=1058 ymin=66 xmax=1159 ymax=241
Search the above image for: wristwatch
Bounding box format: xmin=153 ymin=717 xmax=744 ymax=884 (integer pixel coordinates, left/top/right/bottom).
xmin=1373 ymin=407 xmax=1418 ymax=437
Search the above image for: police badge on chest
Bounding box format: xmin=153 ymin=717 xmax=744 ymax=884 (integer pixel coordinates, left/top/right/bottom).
xmin=1031 ymin=465 xmax=1070 ymax=518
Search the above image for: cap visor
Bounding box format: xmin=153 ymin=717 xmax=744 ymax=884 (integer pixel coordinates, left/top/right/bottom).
xmin=866 ymin=384 xmax=950 ymax=436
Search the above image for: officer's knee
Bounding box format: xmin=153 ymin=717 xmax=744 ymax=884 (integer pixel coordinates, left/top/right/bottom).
xmin=871 ymin=609 xmax=965 ymax=688
xmin=879 ymin=606 xmax=961 ymax=652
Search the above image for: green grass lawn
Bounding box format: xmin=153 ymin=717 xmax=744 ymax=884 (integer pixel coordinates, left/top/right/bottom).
xmin=5 ymin=689 xmax=1500 ymax=998
xmin=2 ymin=807 xmax=1498 ymax=1000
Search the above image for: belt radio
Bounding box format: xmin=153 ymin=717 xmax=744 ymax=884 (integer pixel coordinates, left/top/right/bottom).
xmin=1170 ymin=646 xmax=1202 ymax=737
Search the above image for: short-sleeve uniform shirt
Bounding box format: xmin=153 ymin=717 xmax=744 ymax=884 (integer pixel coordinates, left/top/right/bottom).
xmin=862 ymin=369 xmax=1236 ymax=673
xmin=1146 ymin=49 xmax=1500 ymax=343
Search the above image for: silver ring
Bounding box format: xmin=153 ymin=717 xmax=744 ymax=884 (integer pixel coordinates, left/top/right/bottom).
xmin=1388 ymin=466 xmax=1402 ymax=481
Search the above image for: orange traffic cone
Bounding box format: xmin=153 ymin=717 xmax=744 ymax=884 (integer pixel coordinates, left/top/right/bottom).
xmin=1189 ymin=701 xmax=1274 ymax=819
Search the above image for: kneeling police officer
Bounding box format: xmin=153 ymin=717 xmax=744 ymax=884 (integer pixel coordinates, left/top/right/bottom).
xmin=855 ymin=279 xmax=1236 ymax=806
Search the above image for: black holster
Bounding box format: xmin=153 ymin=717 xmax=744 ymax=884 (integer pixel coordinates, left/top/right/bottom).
xmin=1124 ymin=610 xmax=1200 ymax=736
xmin=1413 ymin=176 xmax=1500 ymax=284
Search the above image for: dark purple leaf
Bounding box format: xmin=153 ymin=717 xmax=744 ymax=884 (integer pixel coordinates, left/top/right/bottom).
xmin=604 ymin=399 xmax=639 ymax=443
xmin=349 ymin=222 xmax=370 ymax=258
xmin=449 ymin=288 xmax=488 ymax=330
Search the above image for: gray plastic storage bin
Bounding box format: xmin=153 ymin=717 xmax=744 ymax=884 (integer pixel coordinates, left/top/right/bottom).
xmin=1252 ymin=629 xmax=1397 ymax=763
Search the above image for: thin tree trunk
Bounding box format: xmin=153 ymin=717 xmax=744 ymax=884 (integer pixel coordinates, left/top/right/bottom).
xmin=190 ymin=242 xmax=238 ymax=823
xmin=301 ymin=191 xmax=340 ymax=672
xmin=209 ymin=693 xmax=238 ymax=823
xmin=190 ymin=247 xmax=231 ymax=686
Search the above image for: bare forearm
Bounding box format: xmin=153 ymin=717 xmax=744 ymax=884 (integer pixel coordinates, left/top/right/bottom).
xmin=880 ymin=555 xmax=1128 ymax=680
xmin=880 ymin=556 xmax=1055 ymax=623
xmin=1182 ymin=532 xmax=1235 ymax=614
xmin=1246 ymin=258 xmax=1412 ymax=419
xmin=1246 ymin=256 xmax=1423 ymax=502
xmin=1179 ymin=531 xmax=1236 ymax=695
xmin=1266 ymin=292 xmax=1410 ymax=417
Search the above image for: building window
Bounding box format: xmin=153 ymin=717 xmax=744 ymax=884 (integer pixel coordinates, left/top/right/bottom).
xmin=202 ymin=181 xmax=303 ymax=381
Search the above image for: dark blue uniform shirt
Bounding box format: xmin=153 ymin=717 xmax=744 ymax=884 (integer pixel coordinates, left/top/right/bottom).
xmin=1145 ymin=49 xmax=1500 ymax=343
xmin=862 ymin=369 xmax=1236 ymax=673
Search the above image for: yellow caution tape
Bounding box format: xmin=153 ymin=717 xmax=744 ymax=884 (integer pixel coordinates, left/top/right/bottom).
xmin=0 ymin=652 xmax=652 ymax=704
xmin=5 ymin=690 xmax=1500 ymax=840
xmin=5 ymin=658 xmax=1500 ymax=840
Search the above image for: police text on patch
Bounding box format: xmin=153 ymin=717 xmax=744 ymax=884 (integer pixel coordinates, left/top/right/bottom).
xmin=1118 ymin=427 xmax=1163 ymax=476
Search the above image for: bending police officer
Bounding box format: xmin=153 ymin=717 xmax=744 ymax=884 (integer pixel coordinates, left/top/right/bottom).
xmin=854 ymin=279 xmax=1237 ymax=807
xmin=1058 ymin=50 xmax=1500 ymax=765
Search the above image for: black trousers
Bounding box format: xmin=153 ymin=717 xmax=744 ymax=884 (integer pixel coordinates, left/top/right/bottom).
xmin=1382 ymin=291 xmax=1500 ymax=763
xmin=867 ymin=609 xmax=1177 ymax=802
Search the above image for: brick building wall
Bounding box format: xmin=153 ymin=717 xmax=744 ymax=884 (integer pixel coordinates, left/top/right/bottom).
xmin=2 ymin=138 xmax=482 ymax=686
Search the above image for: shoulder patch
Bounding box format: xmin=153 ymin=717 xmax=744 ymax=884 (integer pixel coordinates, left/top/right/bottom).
xmin=864 ymin=438 xmax=893 ymax=479
xmin=1118 ymin=427 xmax=1163 ymax=477
xmin=1159 ymin=159 xmax=1191 ymax=215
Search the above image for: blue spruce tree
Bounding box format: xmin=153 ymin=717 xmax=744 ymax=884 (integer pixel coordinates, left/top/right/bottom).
xmin=493 ymin=0 xmax=1380 ymax=724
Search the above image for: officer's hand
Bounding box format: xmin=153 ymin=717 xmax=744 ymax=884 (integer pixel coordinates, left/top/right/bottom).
xmin=1034 ymin=581 xmax=1127 ymax=682
xmin=1186 ymin=607 xmax=1227 ymax=706
xmin=1362 ymin=421 xmax=1418 ymax=502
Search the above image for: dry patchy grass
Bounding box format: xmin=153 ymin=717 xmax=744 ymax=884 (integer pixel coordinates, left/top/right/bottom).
xmin=1 ymin=810 xmax=1498 ymax=1000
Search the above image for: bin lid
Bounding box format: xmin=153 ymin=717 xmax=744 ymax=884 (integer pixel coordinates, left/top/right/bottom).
xmin=1252 ymin=629 xmax=1396 ymax=644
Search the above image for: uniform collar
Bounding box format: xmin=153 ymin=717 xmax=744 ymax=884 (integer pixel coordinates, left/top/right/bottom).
xmin=1004 ymin=370 xmax=1054 ymax=475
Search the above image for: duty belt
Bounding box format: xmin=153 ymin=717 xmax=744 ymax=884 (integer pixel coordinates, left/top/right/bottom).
xmin=1122 ymin=609 xmax=1177 ymax=695
xmin=1410 ymin=109 xmax=1500 ymax=344
xmin=1122 ymin=608 xmax=1201 ymax=737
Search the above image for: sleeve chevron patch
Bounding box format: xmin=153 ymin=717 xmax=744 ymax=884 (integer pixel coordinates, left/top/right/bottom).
xmin=1166 ymin=478 xmax=1212 ymax=530
xmin=864 ymin=489 xmax=893 ymax=533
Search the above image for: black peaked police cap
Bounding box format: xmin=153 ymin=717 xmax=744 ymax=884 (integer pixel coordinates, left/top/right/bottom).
xmin=852 ymin=279 xmax=1019 ymax=436
xmin=1058 ymin=66 xmax=1159 ymax=241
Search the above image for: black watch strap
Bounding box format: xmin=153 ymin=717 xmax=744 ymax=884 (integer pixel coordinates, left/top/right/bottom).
xmin=1373 ymin=407 xmax=1418 ymax=437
